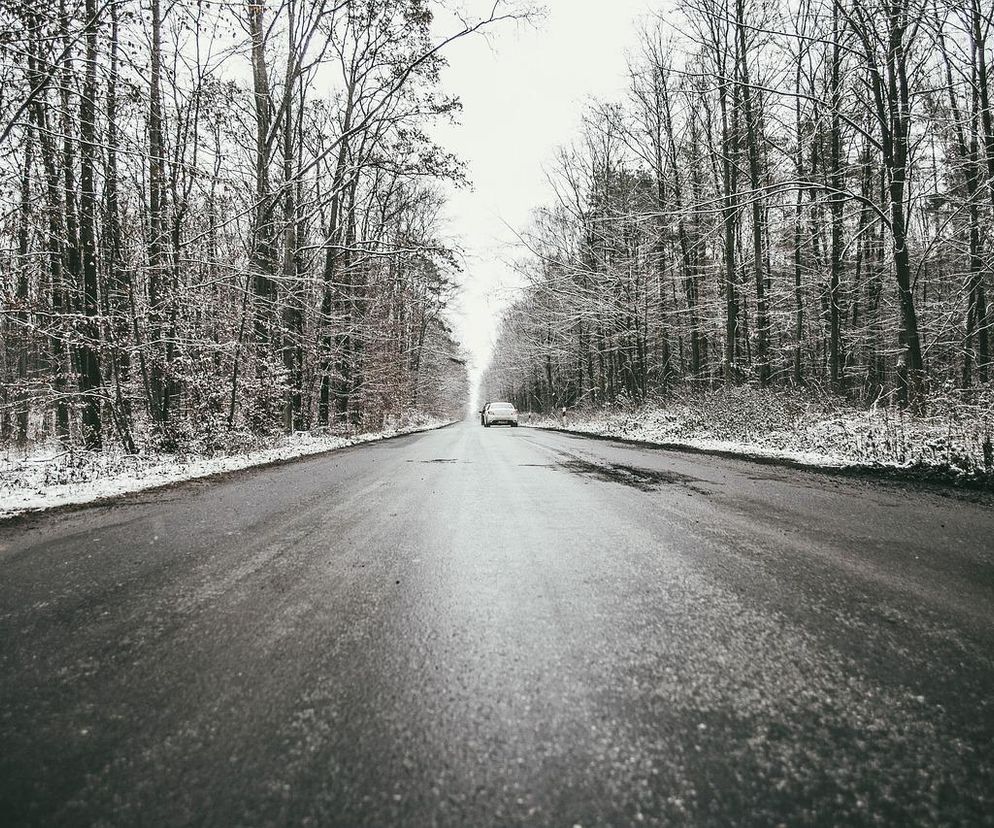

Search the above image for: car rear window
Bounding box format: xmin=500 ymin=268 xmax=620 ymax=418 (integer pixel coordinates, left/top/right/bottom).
xmin=490 ymin=404 xmax=515 ymax=412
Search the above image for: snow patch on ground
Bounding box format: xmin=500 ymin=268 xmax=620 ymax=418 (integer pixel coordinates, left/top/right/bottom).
xmin=0 ymin=417 xmax=453 ymax=521
xmin=524 ymin=386 xmax=994 ymax=481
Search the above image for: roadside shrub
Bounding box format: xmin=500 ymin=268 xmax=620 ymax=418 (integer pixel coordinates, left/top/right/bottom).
xmin=537 ymin=384 xmax=994 ymax=483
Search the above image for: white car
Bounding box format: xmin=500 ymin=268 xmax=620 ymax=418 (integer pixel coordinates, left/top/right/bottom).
xmin=483 ymin=402 xmax=519 ymax=427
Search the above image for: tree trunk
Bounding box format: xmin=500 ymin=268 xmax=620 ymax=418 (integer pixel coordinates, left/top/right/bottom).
xmin=148 ymin=0 xmax=169 ymax=428
xmin=103 ymin=0 xmax=135 ymax=452
xmin=735 ymin=0 xmax=769 ymax=386
xmin=718 ymin=47 xmax=740 ymax=381
xmin=828 ymin=4 xmax=844 ymax=388
xmin=248 ymin=0 xmax=277 ymax=350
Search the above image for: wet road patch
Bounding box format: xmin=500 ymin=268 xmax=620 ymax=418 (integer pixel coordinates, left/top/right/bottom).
xmin=559 ymin=458 xmax=702 ymax=492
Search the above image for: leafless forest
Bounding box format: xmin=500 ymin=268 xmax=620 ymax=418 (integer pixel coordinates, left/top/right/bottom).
xmin=485 ymin=0 xmax=994 ymax=418
xmin=0 ymin=1 xmax=517 ymax=452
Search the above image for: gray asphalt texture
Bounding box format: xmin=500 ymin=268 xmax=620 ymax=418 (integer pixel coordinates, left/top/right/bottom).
xmin=1 ymin=421 xmax=993 ymax=826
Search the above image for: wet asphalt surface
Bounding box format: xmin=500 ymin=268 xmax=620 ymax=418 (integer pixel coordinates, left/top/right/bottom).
xmin=1 ymin=421 xmax=993 ymax=827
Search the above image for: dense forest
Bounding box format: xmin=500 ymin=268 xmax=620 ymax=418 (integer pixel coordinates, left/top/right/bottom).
xmin=0 ymin=0 xmax=512 ymax=453
xmin=484 ymin=0 xmax=994 ymax=416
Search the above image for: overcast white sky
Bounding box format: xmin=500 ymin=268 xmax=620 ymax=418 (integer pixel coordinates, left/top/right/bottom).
xmin=430 ymin=0 xmax=660 ymax=387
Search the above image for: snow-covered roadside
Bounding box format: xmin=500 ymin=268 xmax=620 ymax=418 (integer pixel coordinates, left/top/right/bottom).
xmin=527 ymin=418 xmax=853 ymax=468
xmin=0 ymin=417 xmax=454 ymax=521
xmin=522 ymin=387 xmax=994 ymax=483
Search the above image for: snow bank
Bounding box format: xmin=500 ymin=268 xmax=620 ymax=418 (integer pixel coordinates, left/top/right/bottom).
xmin=526 ymin=386 xmax=994 ymax=483
xmin=0 ymin=416 xmax=453 ymax=521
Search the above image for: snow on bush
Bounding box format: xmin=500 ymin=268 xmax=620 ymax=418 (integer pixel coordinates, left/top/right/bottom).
xmin=0 ymin=415 xmax=452 ymax=520
xmin=533 ymin=386 xmax=994 ymax=481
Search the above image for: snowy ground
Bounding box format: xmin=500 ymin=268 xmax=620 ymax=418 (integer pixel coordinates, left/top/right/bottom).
xmin=0 ymin=416 xmax=454 ymax=521
xmin=524 ymin=386 xmax=994 ymax=484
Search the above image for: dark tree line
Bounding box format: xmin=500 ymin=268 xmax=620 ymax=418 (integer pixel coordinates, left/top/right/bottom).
xmin=0 ymin=0 xmax=523 ymax=451
xmin=484 ymin=0 xmax=994 ymax=415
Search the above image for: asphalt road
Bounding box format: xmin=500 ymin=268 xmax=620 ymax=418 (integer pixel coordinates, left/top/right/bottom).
xmin=2 ymin=421 xmax=993 ymax=826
